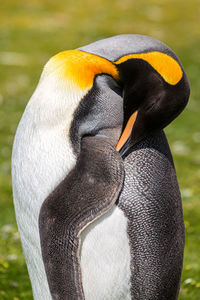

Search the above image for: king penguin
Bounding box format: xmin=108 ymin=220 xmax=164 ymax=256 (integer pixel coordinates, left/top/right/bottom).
xmin=12 ymin=34 xmax=190 ymax=300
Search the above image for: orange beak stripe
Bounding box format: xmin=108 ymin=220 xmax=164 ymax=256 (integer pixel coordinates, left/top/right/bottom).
xmin=116 ymin=111 xmax=138 ymax=152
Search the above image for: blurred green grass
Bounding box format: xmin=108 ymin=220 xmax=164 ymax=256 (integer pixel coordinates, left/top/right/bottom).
xmin=0 ymin=0 xmax=200 ymax=299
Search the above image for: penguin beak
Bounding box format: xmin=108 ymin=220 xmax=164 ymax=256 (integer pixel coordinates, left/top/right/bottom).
xmin=116 ymin=111 xmax=138 ymax=153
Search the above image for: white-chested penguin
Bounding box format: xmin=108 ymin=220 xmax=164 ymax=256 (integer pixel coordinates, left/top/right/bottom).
xmin=12 ymin=34 xmax=190 ymax=300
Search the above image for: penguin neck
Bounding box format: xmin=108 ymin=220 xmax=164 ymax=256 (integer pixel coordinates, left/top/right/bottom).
xmin=28 ymin=71 xmax=90 ymax=129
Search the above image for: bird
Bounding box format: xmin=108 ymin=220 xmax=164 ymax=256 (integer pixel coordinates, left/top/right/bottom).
xmin=12 ymin=34 xmax=190 ymax=300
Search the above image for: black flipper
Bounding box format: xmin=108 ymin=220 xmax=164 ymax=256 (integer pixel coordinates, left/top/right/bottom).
xmin=118 ymin=130 xmax=185 ymax=300
xmin=39 ymin=134 xmax=124 ymax=300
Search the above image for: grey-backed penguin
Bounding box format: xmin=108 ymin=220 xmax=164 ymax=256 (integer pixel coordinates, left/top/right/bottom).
xmin=12 ymin=34 xmax=190 ymax=300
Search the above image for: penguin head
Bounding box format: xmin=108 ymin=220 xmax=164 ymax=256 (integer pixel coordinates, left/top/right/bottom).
xmin=115 ymin=50 xmax=190 ymax=154
xmin=37 ymin=34 xmax=190 ymax=155
xmin=79 ymin=34 xmax=190 ymax=155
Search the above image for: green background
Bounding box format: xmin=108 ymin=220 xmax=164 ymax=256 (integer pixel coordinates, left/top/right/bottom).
xmin=0 ymin=0 xmax=199 ymax=299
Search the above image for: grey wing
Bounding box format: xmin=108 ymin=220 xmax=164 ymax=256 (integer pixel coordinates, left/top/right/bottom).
xmin=118 ymin=130 xmax=185 ymax=300
xmin=39 ymin=135 xmax=124 ymax=300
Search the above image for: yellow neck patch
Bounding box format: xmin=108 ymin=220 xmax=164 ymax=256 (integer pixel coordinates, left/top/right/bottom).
xmin=115 ymin=51 xmax=183 ymax=85
xmin=46 ymin=50 xmax=119 ymax=90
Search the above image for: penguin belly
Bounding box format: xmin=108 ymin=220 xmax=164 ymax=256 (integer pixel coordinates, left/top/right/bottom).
xmin=80 ymin=205 xmax=131 ymax=300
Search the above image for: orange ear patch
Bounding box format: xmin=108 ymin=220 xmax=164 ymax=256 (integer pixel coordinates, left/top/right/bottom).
xmin=115 ymin=51 xmax=183 ymax=85
xmin=46 ymin=50 xmax=119 ymax=89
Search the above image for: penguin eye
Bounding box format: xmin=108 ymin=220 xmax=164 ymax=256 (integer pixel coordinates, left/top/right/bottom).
xmin=145 ymin=102 xmax=156 ymax=112
xmin=144 ymin=91 xmax=163 ymax=112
